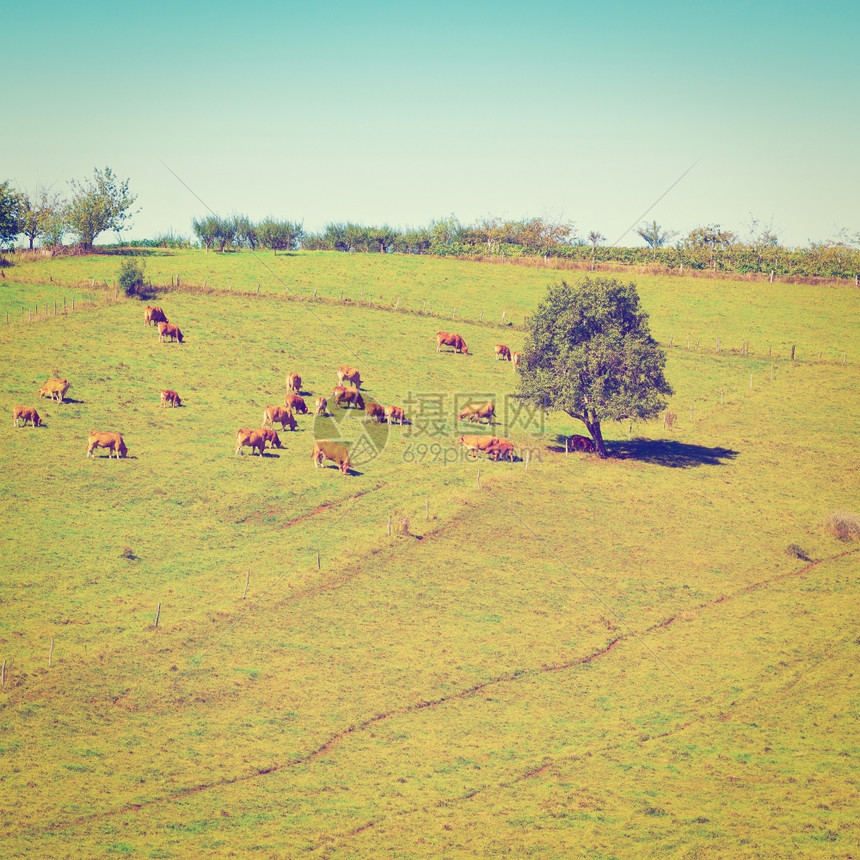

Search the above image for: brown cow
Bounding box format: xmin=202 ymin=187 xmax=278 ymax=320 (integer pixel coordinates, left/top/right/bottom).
xmin=160 ymin=389 xmax=182 ymax=408
xmin=511 ymin=351 xmax=521 ymax=369
xmin=568 ymin=434 xmax=596 ymax=453
xmin=87 ymin=431 xmax=128 ymax=459
xmin=385 ymin=405 xmax=405 ymax=425
xmin=284 ymin=394 xmax=308 ymax=414
xmin=366 ymin=402 xmax=386 ymax=423
xmin=235 ymin=428 xmax=268 ymax=456
xmin=337 ymin=366 xmax=362 ymax=388
xmin=263 ymin=405 xmax=297 ymax=432
xmin=495 ymin=344 xmax=511 ymax=361
xmin=456 ymin=435 xmax=499 ymax=456
xmin=312 ymin=440 xmax=351 ymax=474
xmin=332 ymin=385 xmax=365 ymax=409
xmin=286 ymin=372 xmax=302 ymax=393
xmin=13 ymin=406 xmax=41 ymax=427
xmin=436 ymin=331 xmax=469 ymax=354
xmin=39 ymin=377 xmax=70 ymax=403
xmin=314 ymin=396 xmax=328 ymax=416
xmin=485 ymin=438 xmax=515 ymax=461
xmin=157 ymin=321 xmax=184 ymax=343
xmin=458 ymin=401 xmax=495 ymax=424
xmin=256 ymin=427 xmax=284 ymax=450
xmin=144 ymin=306 xmax=168 ymax=327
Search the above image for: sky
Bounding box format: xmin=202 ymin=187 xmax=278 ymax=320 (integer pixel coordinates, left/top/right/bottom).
xmin=5 ymin=0 xmax=859 ymax=248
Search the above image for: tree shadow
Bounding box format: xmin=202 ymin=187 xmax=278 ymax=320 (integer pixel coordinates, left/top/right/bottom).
xmin=608 ymin=438 xmax=739 ymax=468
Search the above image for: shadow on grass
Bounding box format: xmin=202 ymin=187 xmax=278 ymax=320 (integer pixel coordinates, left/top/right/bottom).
xmin=608 ymin=438 xmax=739 ymax=468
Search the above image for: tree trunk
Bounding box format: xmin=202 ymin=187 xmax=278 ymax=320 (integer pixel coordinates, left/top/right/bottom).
xmin=587 ymin=420 xmax=608 ymax=458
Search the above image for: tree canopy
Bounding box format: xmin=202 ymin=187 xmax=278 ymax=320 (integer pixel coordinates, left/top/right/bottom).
xmin=65 ymin=167 xmax=137 ymax=249
xmin=517 ymin=277 xmax=673 ymax=458
xmin=0 ymin=181 xmax=23 ymax=249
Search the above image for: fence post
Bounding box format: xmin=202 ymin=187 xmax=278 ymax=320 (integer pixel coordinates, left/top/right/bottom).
xmin=791 ymin=344 xmax=796 ymax=360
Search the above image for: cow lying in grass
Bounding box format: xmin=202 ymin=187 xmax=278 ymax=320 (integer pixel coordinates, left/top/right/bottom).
xmin=312 ymin=440 xmax=350 ymax=474
xmin=456 ymin=434 xmax=514 ymax=461
xmin=263 ymin=405 xmax=297 ymax=432
xmin=87 ymin=431 xmax=127 ymax=458
xmin=39 ymin=377 xmax=69 ymax=403
xmin=13 ymin=406 xmax=41 ymax=427
xmin=458 ymin=402 xmax=494 ymax=424
xmin=568 ymin=434 xmax=596 ymax=453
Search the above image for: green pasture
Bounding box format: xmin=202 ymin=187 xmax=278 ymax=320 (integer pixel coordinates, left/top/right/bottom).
xmin=0 ymin=255 xmax=857 ymax=858
xmin=7 ymin=248 xmax=859 ymax=362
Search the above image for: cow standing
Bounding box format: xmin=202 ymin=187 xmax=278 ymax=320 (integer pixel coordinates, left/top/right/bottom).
xmin=145 ymin=306 xmax=168 ymax=327
xmin=286 ymin=373 xmax=302 ymax=393
xmin=495 ymin=344 xmax=511 ymax=361
xmin=333 ymin=385 xmax=365 ymax=409
xmin=87 ymin=431 xmax=128 ymax=458
xmin=263 ymin=405 xmax=297 ymax=432
xmin=436 ymin=331 xmax=469 ymax=354
xmin=13 ymin=406 xmax=41 ymax=427
xmin=160 ymin=389 xmax=182 ymax=408
xmin=158 ymin=322 xmax=184 ymax=343
xmin=314 ymin=396 xmax=328 ymax=417
xmin=511 ymin=351 xmax=521 ymax=369
xmin=284 ymin=394 xmax=308 ymax=414
xmin=337 ymin=366 xmax=362 ymax=388
xmin=385 ymin=405 xmax=405 ymax=425
xmin=312 ymin=440 xmax=351 ymax=474
xmin=39 ymin=378 xmax=70 ymax=403
xmin=235 ymin=428 xmax=269 ymax=456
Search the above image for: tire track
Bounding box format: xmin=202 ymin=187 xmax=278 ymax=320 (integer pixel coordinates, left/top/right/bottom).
xmin=19 ymin=546 xmax=857 ymax=840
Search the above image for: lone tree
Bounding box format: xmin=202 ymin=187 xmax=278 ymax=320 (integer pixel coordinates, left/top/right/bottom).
xmin=66 ymin=167 xmax=137 ymax=250
xmin=518 ymin=277 xmax=673 ymax=458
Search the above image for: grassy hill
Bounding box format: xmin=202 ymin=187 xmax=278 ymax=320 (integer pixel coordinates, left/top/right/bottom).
xmin=0 ymin=251 xmax=857 ymax=857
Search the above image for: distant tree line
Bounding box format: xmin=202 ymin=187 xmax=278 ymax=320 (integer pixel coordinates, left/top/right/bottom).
xmin=0 ymin=168 xmax=138 ymax=253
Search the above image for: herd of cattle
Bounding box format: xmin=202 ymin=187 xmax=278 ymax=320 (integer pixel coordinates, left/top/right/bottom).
xmin=11 ymin=308 xmax=594 ymax=472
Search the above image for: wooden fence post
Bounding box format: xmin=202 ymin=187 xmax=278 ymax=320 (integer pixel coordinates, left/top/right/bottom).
xmin=791 ymin=344 xmax=796 ymax=360
xmin=49 ymin=638 xmax=54 ymax=668
xmin=154 ymin=603 xmax=161 ymax=629
xmin=243 ymin=571 xmax=250 ymax=599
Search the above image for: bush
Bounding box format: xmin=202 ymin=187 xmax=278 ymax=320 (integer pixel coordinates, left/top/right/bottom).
xmin=824 ymin=511 xmax=860 ymax=542
xmin=118 ymin=257 xmax=149 ymax=299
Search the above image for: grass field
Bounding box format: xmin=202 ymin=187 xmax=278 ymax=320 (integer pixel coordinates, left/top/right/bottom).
xmin=0 ymin=251 xmax=857 ymax=858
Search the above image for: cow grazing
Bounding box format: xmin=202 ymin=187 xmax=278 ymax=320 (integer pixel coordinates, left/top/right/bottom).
xmin=87 ymin=431 xmax=127 ymax=458
xmin=235 ymin=428 xmax=268 ymax=456
xmin=312 ymin=440 xmax=351 ymax=474
xmin=13 ymin=406 xmax=41 ymax=427
xmin=456 ymin=435 xmax=499 ymax=455
xmin=286 ymin=372 xmax=302 ymax=393
xmin=495 ymin=344 xmax=511 ymax=361
xmin=256 ymin=427 xmax=284 ymax=450
xmin=157 ymin=321 xmax=184 ymax=343
xmin=436 ymin=331 xmax=469 ymax=354
xmin=337 ymin=366 xmax=362 ymax=388
xmin=333 ymin=385 xmax=365 ymax=409
xmin=284 ymin=394 xmax=308 ymax=414
xmin=458 ymin=401 xmax=495 ymax=424
xmin=160 ymin=389 xmax=182 ymax=408
xmin=568 ymin=434 xmax=596 ymax=453
xmin=263 ymin=405 xmax=297 ymax=432
xmin=366 ymin=402 xmax=386 ymax=423
xmin=485 ymin=438 xmax=515 ymax=461
xmin=144 ymin=306 xmax=168 ymax=327
xmin=511 ymin=351 xmax=521 ymax=369
xmin=39 ymin=377 xmax=70 ymax=403
xmin=314 ymin=396 xmax=328 ymax=416
xmin=385 ymin=405 xmax=405 ymax=425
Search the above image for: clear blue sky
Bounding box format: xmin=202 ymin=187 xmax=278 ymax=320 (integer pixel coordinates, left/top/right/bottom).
xmin=5 ymin=0 xmax=858 ymax=247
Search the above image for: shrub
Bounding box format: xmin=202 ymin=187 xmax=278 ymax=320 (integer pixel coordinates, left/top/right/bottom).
xmin=824 ymin=511 xmax=860 ymax=542
xmin=118 ymin=257 xmax=148 ymax=299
